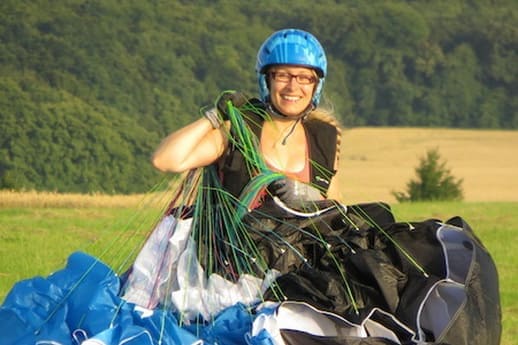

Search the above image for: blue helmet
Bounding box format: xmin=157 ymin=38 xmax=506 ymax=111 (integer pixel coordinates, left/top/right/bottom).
xmin=256 ymin=29 xmax=327 ymax=107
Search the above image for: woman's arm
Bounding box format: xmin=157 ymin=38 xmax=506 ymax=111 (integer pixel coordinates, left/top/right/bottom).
xmin=326 ymin=176 xmax=342 ymax=202
xmin=151 ymin=117 xmax=229 ymax=173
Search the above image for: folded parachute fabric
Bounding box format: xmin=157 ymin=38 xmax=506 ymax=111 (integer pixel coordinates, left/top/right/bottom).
xmin=0 ymin=252 xmax=202 ymax=345
xmin=0 ymin=208 xmax=502 ymax=345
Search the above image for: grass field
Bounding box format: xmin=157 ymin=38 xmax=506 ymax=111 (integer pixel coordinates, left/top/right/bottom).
xmin=0 ymin=127 xmax=517 ymax=343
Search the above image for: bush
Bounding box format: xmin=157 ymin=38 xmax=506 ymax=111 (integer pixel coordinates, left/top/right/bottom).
xmin=393 ymin=148 xmax=463 ymax=202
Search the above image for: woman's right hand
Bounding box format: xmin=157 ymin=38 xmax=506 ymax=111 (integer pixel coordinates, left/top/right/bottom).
xmin=216 ymin=91 xmax=248 ymax=121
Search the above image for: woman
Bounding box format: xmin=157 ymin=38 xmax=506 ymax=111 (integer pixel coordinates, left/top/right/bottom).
xmin=152 ymin=28 xmax=342 ymax=207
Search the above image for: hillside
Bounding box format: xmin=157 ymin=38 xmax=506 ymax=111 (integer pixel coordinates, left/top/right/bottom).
xmin=339 ymin=127 xmax=518 ymax=203
xmin=1 ymin=0 xmax=516 ymax=193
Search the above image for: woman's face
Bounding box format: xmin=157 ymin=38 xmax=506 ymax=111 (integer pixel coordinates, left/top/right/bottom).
xmin=268 ymin=66 xmax=317 ymax=117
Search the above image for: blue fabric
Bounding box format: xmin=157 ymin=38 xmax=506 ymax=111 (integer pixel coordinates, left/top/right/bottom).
xmin=184 ymin=303 xmax=253 ymax=345
xmin=47 ymin=251 xmax=122 ymax=334
xmin=0 ymin=277 xmax=72 ymax=345
xmin=248 ymin=329 xmax=276 ymax=345
xmin=132 ymin=308 xmax=201 ymax=345
xmin=0 ymin=252 xmax=255 ymax=345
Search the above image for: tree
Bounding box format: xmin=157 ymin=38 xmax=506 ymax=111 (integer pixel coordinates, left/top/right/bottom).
xmin=392 ymin=148 xmax=463 ymax=202
xmin=1 ymin=0 xmax=516 ymax=194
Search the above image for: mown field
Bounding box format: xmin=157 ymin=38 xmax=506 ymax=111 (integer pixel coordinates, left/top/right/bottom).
xmin=0 ymin=127 xmax=517 ymax=344
xmin=338 ymin=127 xmax=518 ymax=204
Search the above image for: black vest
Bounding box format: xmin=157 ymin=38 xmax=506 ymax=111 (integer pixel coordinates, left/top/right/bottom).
xmin=220 ymin=100 xmax=338 ymax=199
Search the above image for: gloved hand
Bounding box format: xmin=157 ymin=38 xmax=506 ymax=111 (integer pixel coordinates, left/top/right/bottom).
xmin=204 ymin=91 xmax=248 ymax=129
xmin=216 ymin=91 xmax=248 ymax=121
xmin=268 ymin=178 xmax=323 ymax=206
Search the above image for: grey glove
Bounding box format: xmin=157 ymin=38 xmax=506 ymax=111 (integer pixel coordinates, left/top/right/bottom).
xmin=204 ymin=91 xmax=248 ymax=129
xmin=216 ymin=90 xmax=248 ymax=120
xmin=268 ymin=178 xmax=322 ymax=205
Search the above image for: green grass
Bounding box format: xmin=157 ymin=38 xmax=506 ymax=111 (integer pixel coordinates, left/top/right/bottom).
xmin=0 ymin=201 xmax=516 ymax=344
xmin=0 ymin=207 xmax=161 ymax=301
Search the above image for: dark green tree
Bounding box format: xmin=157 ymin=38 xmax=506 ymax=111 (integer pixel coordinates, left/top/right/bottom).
xmin=393 ymin=148 xmax=464 ymax=202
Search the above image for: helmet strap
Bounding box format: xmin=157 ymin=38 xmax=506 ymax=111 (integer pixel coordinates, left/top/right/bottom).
xmin=265 ymin=102 xmax=314 ymax=122
xmin=281 ymin=117 xmax=301 ymax=145
xmin=265 ymin=102 xmax=315 ymax=145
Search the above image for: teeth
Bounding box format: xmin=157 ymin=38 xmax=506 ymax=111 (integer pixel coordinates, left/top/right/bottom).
xmin=282 ymin=95 xmax=299 ymax=101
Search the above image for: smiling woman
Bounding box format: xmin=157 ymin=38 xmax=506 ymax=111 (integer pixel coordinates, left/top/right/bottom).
xmin=0 ymin=29 xmax=502 ymax=345
xmin=266 ymin=67 xmax=318 ymax=117
xmin=152 ymin=28 xmax=342 ymax=204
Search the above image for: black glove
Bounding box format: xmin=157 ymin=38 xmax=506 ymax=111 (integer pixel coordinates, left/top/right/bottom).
xmin=216 ymin=91 xmax=248 ymax=121
xmin=268 ymin=178 xmax=322 ymax=206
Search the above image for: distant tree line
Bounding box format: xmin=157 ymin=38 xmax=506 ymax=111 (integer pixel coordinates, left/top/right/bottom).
xmin=0 ymin=0 xmax=516 ymax=193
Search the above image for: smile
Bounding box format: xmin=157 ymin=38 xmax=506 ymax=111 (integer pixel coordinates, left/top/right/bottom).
xmin=281 ymin=95 xmax=301 ymax=101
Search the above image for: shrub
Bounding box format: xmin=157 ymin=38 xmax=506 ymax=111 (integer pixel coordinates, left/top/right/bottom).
xmin=393 ymin=148 xmax=463 ymax=202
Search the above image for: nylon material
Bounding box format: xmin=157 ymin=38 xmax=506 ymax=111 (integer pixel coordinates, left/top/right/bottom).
xmin=250 ymin=313 xmax=287 ymax=345
xmin=417 ymin=280 xmax=466 ymax=341
xmin=123 ymin=214 xmax=272 ymax=320
xmin=363 ymin=319 xmax=401 ymax=344
xmin=276 ymin=301 xmax=364 ymax=337
xmin=122 ymin=216 xmax=189 ymax=308
xmin=278 ymin=303 xmax=339 ymax=336
xmin=353 ymin=252 xmax=407 ymax=314
xmin=436 ymin=235 xmax=501 ymax=345
xmin=45 ymin=252 xmax=121 ymax=332
xmin=361 ymin=308 xmax=416 ymax=342
xmin=118 ymin=330 xmax=154 ymax=345
xmin=272 ymin=196 xmax=342 ymax=218
xmin=171 ymin=238 xmax=265 ymax=320
xmin=0 ymin=156 xmax=502 ymax=345
xmin=436 ymin=293 xmax=482 ymax=345
xmin=81 ymin=341 xmax=107 ymax=345
xmin=436 ymin=225 xmax=475 ymax=284
xmin=81 ymin=325 xmax=155 ymax=345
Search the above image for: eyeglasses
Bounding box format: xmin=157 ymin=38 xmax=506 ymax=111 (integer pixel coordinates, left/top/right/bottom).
xmin=269 ymin=71 xmax=317 ymax=85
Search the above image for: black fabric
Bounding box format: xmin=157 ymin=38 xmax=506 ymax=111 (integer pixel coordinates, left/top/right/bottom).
xmin=436 ymin=217 xmax=502 ymax=345
xmin=252 ymin=203 xmax=404 ymax=316
xmin=303 ymin=118 xmax=338 ymax=193
xmin=346 ymin=203 xmax=396 ymax=230
xmin=219 ymin=98 xmax=338 ymax=198
xmin=245 ymin=202 xmax=501 ymax=345
xmin=281 ymin=329 xmax=399 ymax=345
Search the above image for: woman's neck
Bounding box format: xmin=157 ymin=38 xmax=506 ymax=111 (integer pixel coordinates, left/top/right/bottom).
xmin=270 ymin=115 xmax=301 ymax=130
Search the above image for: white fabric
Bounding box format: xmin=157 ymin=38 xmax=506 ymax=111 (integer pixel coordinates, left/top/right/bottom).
xmin=122 ymin=215 xmax=187 ymax=307
xmin=250 ymin=302 xmax=417 ymax=344
xmin=122 ymin=215 xmax=279 ymax=320
xmin=416 ymin=223 xmax=471 ymax=341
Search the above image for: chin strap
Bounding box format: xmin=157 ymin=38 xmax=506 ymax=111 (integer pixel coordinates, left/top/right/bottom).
xmin=265 ymin=102 xmax=315 ymax=145
xmin=265 ymin=102 xmax=314 ymax=122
